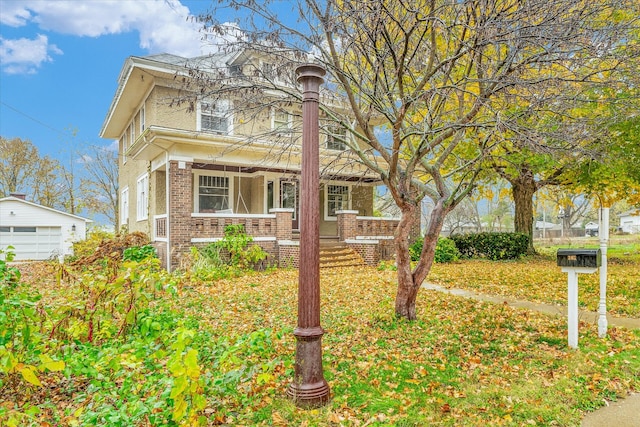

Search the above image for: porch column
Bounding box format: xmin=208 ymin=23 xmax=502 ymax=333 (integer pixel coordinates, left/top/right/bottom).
xmin=270 ymin=208 xmax=294 ymax=241
xmin=169 ymin=160 xmax=193 ymax=269
xmin=336 ymin=210 xmax=358 ymax=241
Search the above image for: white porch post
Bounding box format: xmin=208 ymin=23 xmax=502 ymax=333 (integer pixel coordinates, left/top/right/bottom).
xmin=598 ymin=207 xmax=609 ymax=338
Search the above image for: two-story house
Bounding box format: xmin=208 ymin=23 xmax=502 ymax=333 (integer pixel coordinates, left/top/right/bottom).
xmin=100 ymin=52 xmax=398 ymax=270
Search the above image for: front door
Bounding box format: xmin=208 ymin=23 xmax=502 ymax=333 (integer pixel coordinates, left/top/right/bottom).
xmin=280 ymin=180 xmax=299 ymax=230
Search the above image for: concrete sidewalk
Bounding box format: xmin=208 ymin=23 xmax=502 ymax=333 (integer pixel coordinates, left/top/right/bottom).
xmin=421 ymin=282 xmax=640 ymax=427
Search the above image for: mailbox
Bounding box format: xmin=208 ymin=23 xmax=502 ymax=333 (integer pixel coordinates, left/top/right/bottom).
xmin=557 ymin=249 xmax=601 ymax=268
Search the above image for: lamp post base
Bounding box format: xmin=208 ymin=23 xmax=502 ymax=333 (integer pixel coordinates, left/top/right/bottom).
xmin=287 ymin=328 xmax=331 ymax=408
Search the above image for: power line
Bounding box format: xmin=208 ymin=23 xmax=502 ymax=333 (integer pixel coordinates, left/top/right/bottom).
xmin=0 ymin=100 xmax=70 ymax=137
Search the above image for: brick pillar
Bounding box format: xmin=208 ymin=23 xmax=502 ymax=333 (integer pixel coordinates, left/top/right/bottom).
xmin=336 ymin=210 xmax=358 ymax=241
xmin=270 ymin=208 xmax=293 ymax=240
xmin=169 ymin=160 xmax=193 ymax=269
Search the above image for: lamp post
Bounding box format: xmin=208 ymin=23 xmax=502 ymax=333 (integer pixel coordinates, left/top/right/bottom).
xmin=286 ymin=63 xmax=331 ymax=408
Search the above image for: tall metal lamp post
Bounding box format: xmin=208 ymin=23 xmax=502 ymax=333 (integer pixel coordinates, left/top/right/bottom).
xmin=286 ymin=63 xmax=331 ymax=408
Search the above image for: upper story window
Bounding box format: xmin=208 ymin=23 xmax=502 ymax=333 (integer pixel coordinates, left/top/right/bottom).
xmin=327 ymin=126 xmax=348 ymax=151
xmin=198 ymin=100 xmax=232 ymax=134
xmin=229 ymin=64 xmax=243 ymax=76
xmin=129 ymin=123 xmax=135 ymax=147
xmin=272 ymin=109 xmax=292 ymax=133
xmin=140 ymin=105 xmax=145 ymax=133
xmin=136 ymin=174 xmax=149 ymax=221
xmin=262 ymin=62 xmax=275 ymax=79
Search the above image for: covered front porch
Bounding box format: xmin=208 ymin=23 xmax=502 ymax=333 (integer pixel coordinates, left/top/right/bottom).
xmin=150 ymin=159 xmax=395 ymax=270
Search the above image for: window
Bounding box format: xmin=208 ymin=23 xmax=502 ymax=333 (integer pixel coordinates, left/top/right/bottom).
xmin=14 ymin=227 xmax=36 ymax=232
xmin=326 ymin=185 xmax=349 ymax=217
xmin=327 ymin=126 xmax=348 ymax=150
xmin=198 ymin=175 xmax=229 ymax=212
xmin=121 ymin=187 xmax=129 ymax=225
xmin=199 ymin=100 xmax=231 ymax=134
xmin=262 ymin=62 xmax=274 ymax=79
xmin=121 ymin=135 xmax=128 ymax=163
xmin=0 ymin=227 xmax=11 ymax=232
xmin=140 ymin=105 xmax=145 ymax=132
xmin=129 ymin=123 xmax=135 ymax=147
xmin=229 ymin=64 xmax=243 ymax=76
xmin=136 ymin=175 xmax=149 ymax=221
xmin=273 ymin=109 xmax=291 ymax=133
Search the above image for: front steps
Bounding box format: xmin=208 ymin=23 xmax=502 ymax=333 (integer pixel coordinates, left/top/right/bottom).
xmin=319 ymin=242 xmax=366 ymax=268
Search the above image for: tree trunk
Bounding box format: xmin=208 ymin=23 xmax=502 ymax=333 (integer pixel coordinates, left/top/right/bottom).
xmin=394 ymin=200 xmax=448 ymax=320
xmin=511 ymin=172 xmax=536 ymax=254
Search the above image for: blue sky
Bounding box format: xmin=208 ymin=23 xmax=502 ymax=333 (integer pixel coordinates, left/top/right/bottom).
xmin=0 ymin=0 xmax=229 ymax=160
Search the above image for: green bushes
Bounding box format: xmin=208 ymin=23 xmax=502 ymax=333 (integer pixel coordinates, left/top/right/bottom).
xmin=450 ymin=232 xmax=529 ymax=260
xmin=190 ymin=225 xmax=268 ymax=280
xmin=409 ymin=237 xmax=460 ymax=263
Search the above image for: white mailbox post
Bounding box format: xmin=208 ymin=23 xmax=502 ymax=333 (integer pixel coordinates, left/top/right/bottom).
xmin=557 ymin=249 xmax=602 ymax=349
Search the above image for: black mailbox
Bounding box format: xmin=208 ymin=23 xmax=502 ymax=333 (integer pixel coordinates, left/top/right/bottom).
xmin=557 ymin=249 xmax=601 ymax=268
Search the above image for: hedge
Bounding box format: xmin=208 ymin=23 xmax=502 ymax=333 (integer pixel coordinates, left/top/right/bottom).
xmin=449 ymin=232 xmax=530 ymax=260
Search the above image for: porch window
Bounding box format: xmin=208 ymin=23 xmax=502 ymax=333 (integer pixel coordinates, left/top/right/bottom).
xmin=327 ymin=126 xmax=347 ymax=151
xmin=136 ymin=175 xmax=149 ymax=221
xmin=199 ymin=100 xmax=231 ymax=134
xmin=120 ymin=187 xmax=129 ymax=225
xmin=327 ymin=184 xmax=349 ymax=217
xmin=199 ymin=175 xmax=229 ymax=212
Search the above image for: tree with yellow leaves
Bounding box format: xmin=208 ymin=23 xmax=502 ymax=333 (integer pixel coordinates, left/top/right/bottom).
xmin=194 ymin=0 xmax=639 ymax=320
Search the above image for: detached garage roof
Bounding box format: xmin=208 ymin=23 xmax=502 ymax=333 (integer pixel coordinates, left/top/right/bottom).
xmin=0 ymin=195 xmax=93 ymax=223
xmin=0 ymin=195 xmax=92 ymax=261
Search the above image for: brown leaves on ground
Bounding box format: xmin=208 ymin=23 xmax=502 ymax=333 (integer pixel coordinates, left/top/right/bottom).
xmin=429 ymin=259 xmax=640 ymax=317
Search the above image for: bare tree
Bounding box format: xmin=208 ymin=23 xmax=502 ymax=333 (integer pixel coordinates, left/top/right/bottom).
xmin=79 ymin=146 xmax=119 ymax=231
xmin=191 ymin=0 xmax=637 ymax=319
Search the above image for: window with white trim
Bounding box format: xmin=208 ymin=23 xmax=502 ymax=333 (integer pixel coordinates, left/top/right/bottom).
xmin=140 ymin=105 xmax=145 ymax=132
xmin=198 ymin=100 xmax=231 ymax=134
xmin=121 ymin=135 xmax=127 ymax=164
xmin=121 ymin=187 xmax=129 ymax=225
xmin=272 ymin=109 xmax=291 ymax=133
xmin=327 ymin=126 xmax=348 ymax=150
xmin=136 ymin=175 xmax=149 ymax=221
xmin=198 ymin=175 xmax=229 ymax=212
xmin=129 ymin=123 xmax=135 ymax=147
xmin=326 ymin=185 xmax=349 ymax=218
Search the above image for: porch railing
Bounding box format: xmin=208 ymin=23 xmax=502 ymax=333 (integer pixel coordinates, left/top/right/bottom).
xmin=154 ymin=214 xmax=167 ymax=240
xmin=356 ymin=216 xmax=399 ymax=238
xmin=190 ymin=213 xmax=278 ymax=239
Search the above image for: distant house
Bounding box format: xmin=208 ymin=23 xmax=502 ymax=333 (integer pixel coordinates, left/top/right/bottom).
xmin=584 ymin=221 xmax=599 ymax=237
xmin=619 ymin=209 xmax=640 ymax=234
xmin=0 ymin=194 xmax=91 ymax=261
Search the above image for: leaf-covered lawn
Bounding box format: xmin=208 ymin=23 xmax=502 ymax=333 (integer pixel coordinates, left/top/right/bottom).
xmin=5 ymin=263 xmax=640 ymax=426
xmin=429 ymin=258 xmax=640 ymax=317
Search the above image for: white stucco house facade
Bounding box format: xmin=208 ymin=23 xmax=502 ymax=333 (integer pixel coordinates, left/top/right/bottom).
xmin=0 ymin=195 xmax=91 ymax=261
xmin=619 ymin=209 xmax=640 ymax=234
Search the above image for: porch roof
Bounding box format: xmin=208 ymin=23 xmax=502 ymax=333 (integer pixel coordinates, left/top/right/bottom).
xmin=128 ymin=126 xmax=382 ymax=183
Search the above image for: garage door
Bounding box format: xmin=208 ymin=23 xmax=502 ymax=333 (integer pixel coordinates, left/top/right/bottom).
xmin=0 ymin=226 xmax=62 ymax=260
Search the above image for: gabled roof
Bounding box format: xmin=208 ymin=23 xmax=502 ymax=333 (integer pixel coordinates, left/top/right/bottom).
xmin=0 ymin=196 xmax=92 ymax=222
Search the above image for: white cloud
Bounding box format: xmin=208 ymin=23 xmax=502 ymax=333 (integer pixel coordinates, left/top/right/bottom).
xmin=0 ymin=34 xmax=62 ymax=74
xmin=0 ymin=0 xmax=217 ymax=74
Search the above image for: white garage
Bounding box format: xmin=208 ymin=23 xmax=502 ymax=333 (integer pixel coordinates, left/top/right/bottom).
xmin=0 ymin=195 xmax=91 ymax=261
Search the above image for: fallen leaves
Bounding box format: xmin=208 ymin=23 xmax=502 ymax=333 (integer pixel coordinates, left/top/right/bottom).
xmin=7 ymin=261 xmax=640 ymax=426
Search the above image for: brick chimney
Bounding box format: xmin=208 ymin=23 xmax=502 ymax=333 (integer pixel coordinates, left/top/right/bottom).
xmin=9 ymin=193 xmax=26 ymax=200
